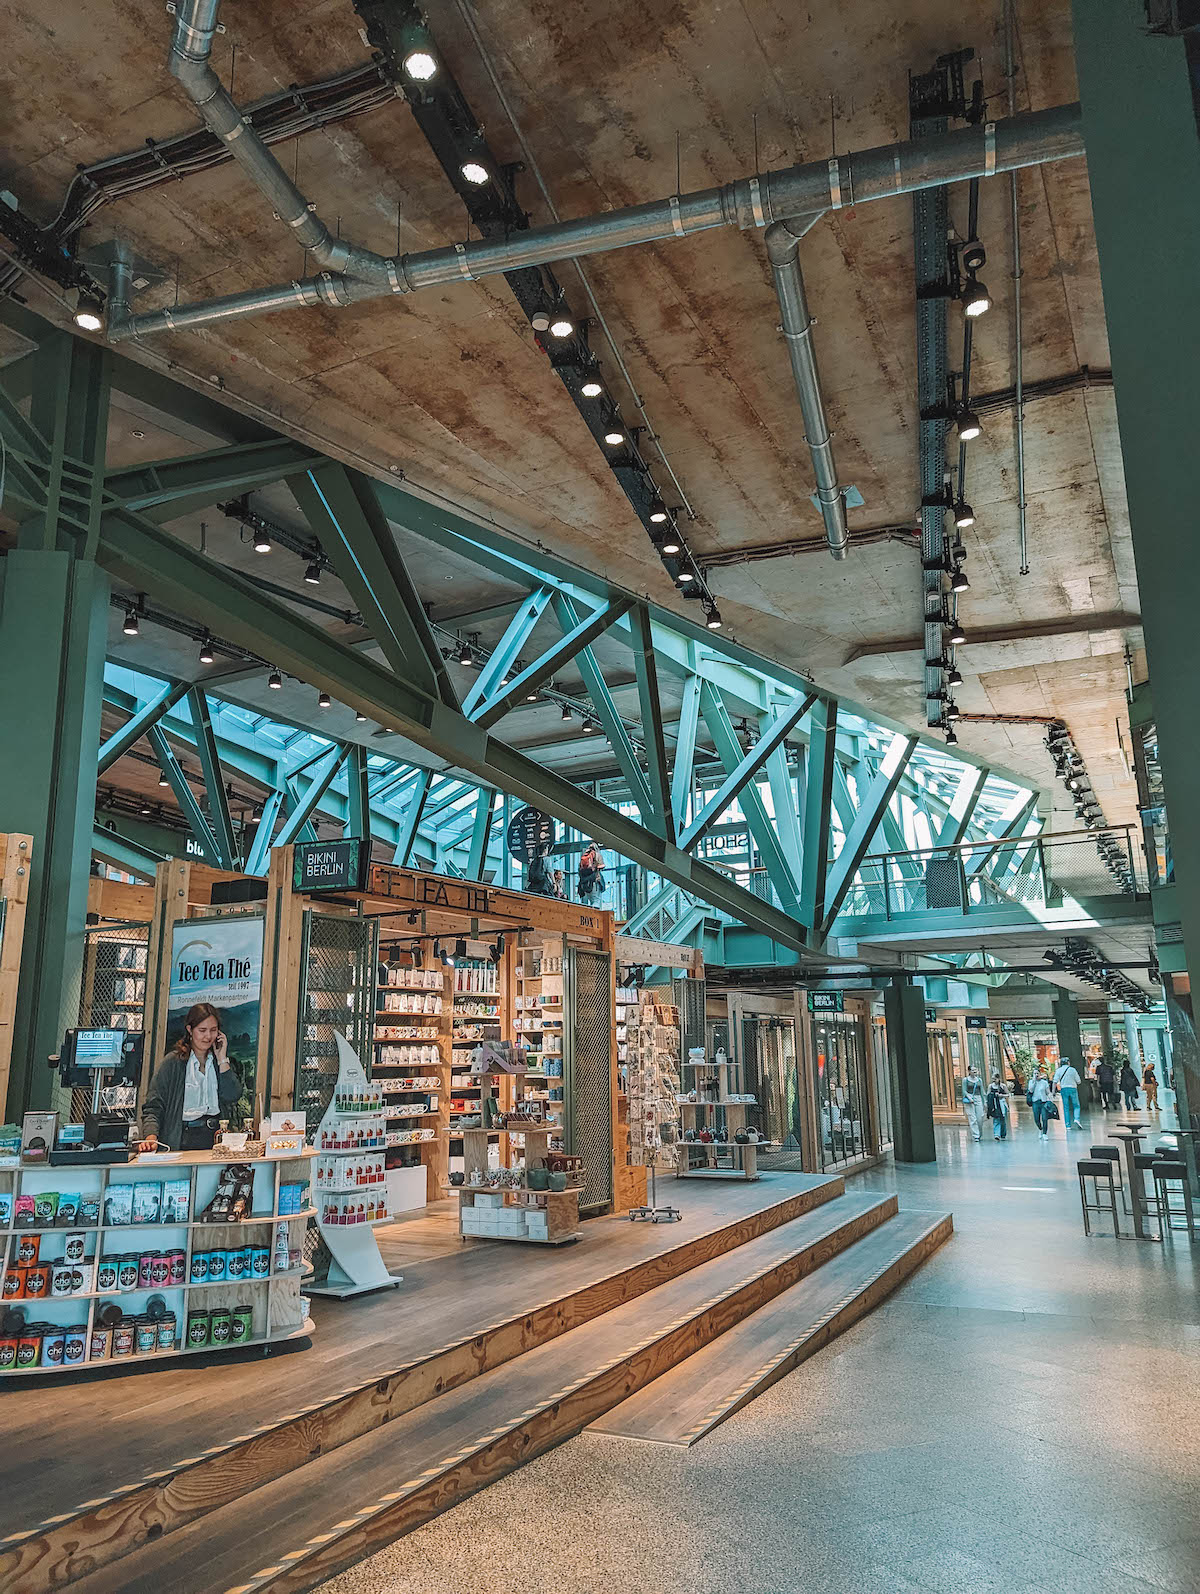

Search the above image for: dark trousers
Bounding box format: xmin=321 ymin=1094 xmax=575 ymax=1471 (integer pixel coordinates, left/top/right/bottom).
xmin=1032 ymin=1101 xmax=1052 ymax=1132
xmin=1123 ymin=1090 xmax=1138 ymax=1110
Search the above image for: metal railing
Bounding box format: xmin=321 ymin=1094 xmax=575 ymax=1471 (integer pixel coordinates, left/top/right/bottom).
xmin=836 ymin=826 xmax=1145 ymax=922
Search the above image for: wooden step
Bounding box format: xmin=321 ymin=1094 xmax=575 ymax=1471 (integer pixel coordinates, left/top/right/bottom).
xmin=61 ymin=1192 xmax=897 ymax=1594
xmin=588 ymin=1209 xmax=953 ymax=1448
xmin=0 ymin=1174 xmax=843 ymax=1594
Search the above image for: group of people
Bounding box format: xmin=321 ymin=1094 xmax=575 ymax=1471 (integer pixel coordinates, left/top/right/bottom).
xmin=962 ymin=1052 xmax=1163 ymax=1142
xmin=526 ymin=842 xmax=606 ymax=902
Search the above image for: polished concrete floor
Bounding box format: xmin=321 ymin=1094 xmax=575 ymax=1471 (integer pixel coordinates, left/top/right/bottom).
xmin=320 ymin=1104 xmax=1200 ymax=1594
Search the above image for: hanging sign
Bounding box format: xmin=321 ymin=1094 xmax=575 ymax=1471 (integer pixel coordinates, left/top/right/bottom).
xmin=965 ymin=1016 xmax=988 ymax=1030
xmin=506 ymin=805 xmax=556 ymax=863
xmin=807 ymin=990 xmax=844 ymax=1013
xmin=293 ymin=837 xmax=369 ymax=894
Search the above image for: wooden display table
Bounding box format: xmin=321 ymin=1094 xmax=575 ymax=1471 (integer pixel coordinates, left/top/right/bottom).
xmin=455 ymin=1122 xmax=582 ymax=1244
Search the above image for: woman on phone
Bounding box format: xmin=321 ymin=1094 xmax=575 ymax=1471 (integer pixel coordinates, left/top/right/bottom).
xmin=137 ymin=1002 xmax=241 ymax=1151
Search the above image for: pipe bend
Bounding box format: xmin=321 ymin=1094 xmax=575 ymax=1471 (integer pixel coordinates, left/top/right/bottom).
xmin=764 ymin=212 xmax=825 ymax=264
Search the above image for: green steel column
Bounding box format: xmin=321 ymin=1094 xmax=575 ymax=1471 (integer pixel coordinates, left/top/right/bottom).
xmin=1053 ymin=993 xmax=1087 ymax=1129
xmin=1072 ymin=0 xmax=1200 ymax=1128
xmin=883 ymin=983 xmax=936 ymax=1163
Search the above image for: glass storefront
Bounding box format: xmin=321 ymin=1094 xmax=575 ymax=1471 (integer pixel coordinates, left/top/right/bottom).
xmin=812 ymin=1013 xmax=872 ymax=1170
xmin=871 ymin=1016 xmax=893 ymax=1152
xmin=927 ymin=1024 xmax=962 ymax=1111
xmin=741 ymin=1014 xmax=806 ymax=1164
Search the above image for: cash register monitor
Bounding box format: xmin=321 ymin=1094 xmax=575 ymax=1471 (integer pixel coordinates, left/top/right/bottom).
xmin=58 ymin=1028 xmax=144 ymax=1088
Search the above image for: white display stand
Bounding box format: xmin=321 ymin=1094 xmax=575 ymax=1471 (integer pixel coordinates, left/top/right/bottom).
xmin=307 ymin=1032 xmax=402 ymax=1299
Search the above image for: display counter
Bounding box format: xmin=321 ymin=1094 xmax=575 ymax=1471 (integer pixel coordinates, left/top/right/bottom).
xmin=0 ymin=1147 xmax=314 ymax=1375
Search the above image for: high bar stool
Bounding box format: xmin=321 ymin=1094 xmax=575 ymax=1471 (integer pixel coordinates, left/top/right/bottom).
xmin=1133 ymin=1152 xmax=1165 ymax=1241
xmin=1089 ymin=1145 xmax=1130 ymax=1214
xmin=1077 ymin=1158 xmax=1121 ymax=1237
xmin=1150 ymin=1160 xmax=1197 ymax=1242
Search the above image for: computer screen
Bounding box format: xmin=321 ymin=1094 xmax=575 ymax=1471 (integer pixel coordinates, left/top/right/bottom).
xmin=71 ymin=1029 xmax=127 ymax=1071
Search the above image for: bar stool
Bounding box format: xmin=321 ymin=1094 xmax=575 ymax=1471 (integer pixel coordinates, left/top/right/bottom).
xmin=1089 ymin=1144 xmax=1130 ymax=1214
xmin=1133 ymin=1152 xmax=1166 ymax=1241
xmin=1077 ymin=1158 xmax=1121 ymax=1237
xmin=1150 ymin=1160 xmax=1197 ymax=1242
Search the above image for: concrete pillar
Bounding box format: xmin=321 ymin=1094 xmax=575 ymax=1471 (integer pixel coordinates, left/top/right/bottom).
xmin=883 ymin=982 xmax=936 ymax=1163
xmin=1071 ymin=3 xmax=1200 ymax=1126
xmin=1123 ymin=1009 xmax=1142 ymax=1074
xmin=1053 ymin=993 xmax=1088 ymax=1128
xmin=1098 ymin=1011 xmax=1114 ymax=1058
xmin=0 ymin=333 xmax=111 ymax=1116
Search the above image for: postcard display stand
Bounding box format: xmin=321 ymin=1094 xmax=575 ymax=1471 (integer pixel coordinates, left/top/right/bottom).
xmin=308 ymin=1031 xmax=402 ymax=1299
xmin=624 ymin=991 xmax=683 ymax=1221
xmin=0 ymin=1151 xmax=315 ymax=1376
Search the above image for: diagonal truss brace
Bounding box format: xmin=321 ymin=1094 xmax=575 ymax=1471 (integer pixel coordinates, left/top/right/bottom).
xmin=680 ymin=692 xmax=815 ymax=849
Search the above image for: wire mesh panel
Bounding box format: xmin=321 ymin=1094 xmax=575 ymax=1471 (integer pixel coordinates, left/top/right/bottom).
xmin=565 ymin=949 xmax=613 ymax=1212
xmin=295 ymin=911 xmax=378 ymax=1139
xmin=672 ymin=976 xmax=706 ymax=1057
xmin=73 ymin=923 xmax=150 ymax=1121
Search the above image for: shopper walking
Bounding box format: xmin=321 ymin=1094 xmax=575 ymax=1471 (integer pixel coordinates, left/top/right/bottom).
xmin=986 ymin=1073 xmax=1010 ymax=1140
xmin=1053 ymin=1059 xmax=1084 ymax=1130
xmin=962 ymin=1063 xmax=986 ymax=1141
xmin=1096 ymin=1056 xmax=1117 ymax=1110
xmin=1029 ymin=1065 xmax=1055 ymax=1137
xmin=1119 ymin=1061 xmax=1141 ymax=1111
xmin=1142 ymin=1061 xmax=1160 ymax=1111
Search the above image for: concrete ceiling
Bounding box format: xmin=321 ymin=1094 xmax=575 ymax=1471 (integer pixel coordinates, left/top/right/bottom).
xmin=0 ymin=0 xmax=1143 ymax=828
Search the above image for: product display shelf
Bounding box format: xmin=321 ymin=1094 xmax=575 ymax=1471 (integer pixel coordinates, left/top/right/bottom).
xmin=372 ymin=961 xmax=452 ymax=1201
xmin=513 ymin=937 xmax=566 ymax=1121
xmin=455 ymin=1112 xmax=581 ymax=1245
xmin=309 ymin=1032 xmax=402 ymax=1299
xmin=0 ymin=1150 xmax=315 ymax=1376
xmin=676 ymin=1056 xmax=768 ymax=1181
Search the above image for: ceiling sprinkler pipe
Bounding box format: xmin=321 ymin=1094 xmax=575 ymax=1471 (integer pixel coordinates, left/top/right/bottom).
xmin=165 ymin=0 xmax=403 ymax=290
xmin=110 ymin=102 xmax=1083 ymax=341
xmin=765 ymin=214 xmax=848 ymax=560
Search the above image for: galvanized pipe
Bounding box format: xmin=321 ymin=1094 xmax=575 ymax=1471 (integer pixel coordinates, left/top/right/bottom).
xmin=165 ymin=0 xmax=400 ymax=289
xmin=764 ymin=215 xmax=848 ymax=560
xmin=1005 ymin=0 xmax=1030 ymax=575
xmin=109 ymin=103 xmax=1083 ymax=341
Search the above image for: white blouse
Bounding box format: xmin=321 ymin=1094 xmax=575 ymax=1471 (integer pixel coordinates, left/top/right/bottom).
xmin=182 ymin=1050 xmax=219 ymax=1120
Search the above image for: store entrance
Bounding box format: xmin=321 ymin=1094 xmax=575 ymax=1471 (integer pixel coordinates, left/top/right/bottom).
xmin=927 ymin=1024 xmax=962 ymax=1112
xmin=812 ymin=1013 xmax=871 ymax=1170
xmin=728 ymin=994 xmax=808 ymax=1168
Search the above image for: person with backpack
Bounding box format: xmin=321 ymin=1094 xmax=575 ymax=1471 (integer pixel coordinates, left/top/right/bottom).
xmin=961 ymin=1063 xmax=986 ymax=1141
xmin=577 ymin=841 xmax=605 ymax=901
xmin=1119 ymin=1061 xmax=1140 ymax=1111
xmin=986 ymin=1072 xmax=1010 ymax=1140
xmin=1053 ymin=1058 xmax=1084 ymax=1130
xmin=1029 ymin=1065 xmax=1056 ymax=1137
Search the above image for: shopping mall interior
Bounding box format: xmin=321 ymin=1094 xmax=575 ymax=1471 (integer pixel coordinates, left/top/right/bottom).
xmin=1 ymin=1 xmax=1198 ymax=1591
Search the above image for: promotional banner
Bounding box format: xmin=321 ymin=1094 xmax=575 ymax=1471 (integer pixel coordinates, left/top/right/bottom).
xmin=166 ymin=915 xmax=264 ymax=1114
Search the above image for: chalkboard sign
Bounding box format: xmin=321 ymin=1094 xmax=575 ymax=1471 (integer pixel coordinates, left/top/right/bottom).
xmin=506 ymin=805 xmax=556 ymax=863
xmin=807 ymin=990 xmax=844 ymax=1013
xmin=293 ymin=837 xmax=368 ymax=894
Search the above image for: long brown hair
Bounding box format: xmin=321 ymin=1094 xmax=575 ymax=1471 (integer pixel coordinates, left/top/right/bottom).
xmin=172 ymin=1002 xmax=222 ymax=1061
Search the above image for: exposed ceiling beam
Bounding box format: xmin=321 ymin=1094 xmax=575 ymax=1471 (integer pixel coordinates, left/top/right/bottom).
xmin=845 ymin=611 xmax=1142 ymax=663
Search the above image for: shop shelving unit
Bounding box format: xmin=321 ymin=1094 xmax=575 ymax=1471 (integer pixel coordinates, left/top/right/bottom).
xmin=0 ymin=1152 xmax=315 ymax=1376
xmin=675 ymin=1056 xmax=775 ymax=1180
xmin=455 ymin=1123 xmax=581 ymax=1245
xmin=373 ymin=953 xmax=447 ymax=1203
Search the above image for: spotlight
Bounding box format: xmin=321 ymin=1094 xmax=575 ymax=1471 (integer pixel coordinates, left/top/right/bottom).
xmin=944 ymin=726 xmax=958 ymax=745
xmin=402 ymin=47 xmax=438 ymax=80
xmin=561 ymin=702 xmax=573 ymax=721
xmin=454 ymin=937 xmax=468 ymax=960
xmin=947 ymin=665 xmax=963 ymax=686
xmin=198 ymin=634 xmax=215 ymax=664
xmin=409 ymin=939 xmax=424 ymax=967
xmin=437 ymin=939 xmax=454 ymax=967
xmin=962 ymin=277 xmax=991 ymax=317
xmin=954 ymin=500 xmax=975 ymax=529
xmin=158 ymin=770 xmax=170 ymax=787
xmin=531 ymin=308 xmax=552 ymax=332
xmin=956 ymin=409 xmax=982 ymax=441
xmin=459 ymin=639 xmax=474 ymax=667
xmin=549 ymin=315 xmax=574 ymax=339
xmin=139 ymin=801 xmax=153 ymax=816
xmin=73 ymin=289 xmax=104 ymax=332
xmin=526 ymin=688 xmax=539 ymax=702
xmin=460 ymin=161 xmax=489 ymax=185
xmin=581 ymin=378 xmax=603 ymax=398
xmin=304 ymin=559 xmax=322 ymax=585
xmin=950 ymin=565 xmax=969 ymax=593
xmin=604 ymin=428 xmax=625 ymax=446
xmin=318 ymin=690 xmax=331 ymax=709
xmin=661 ymin=533 xmax=681 ymax=555
xmin=122 ymin=607 xmax=140 ymax=637
xmin=582 ymin=719 xmax=595 ymax=733
xmin=355 ymin=710 xmax=367 ymax=722
xmin=947 ymin=620 xmax=966 ymax=646
xmin=945 ymin=700 xmax=962 ymax=722
xmin=649 ymin=498 xmax=669 ymax=524
xmin=705 ymin=606 xmax=723 ymax=630
xmin=268 ymin=669 xmax=283 ymax=690
xmin=676 ymin=569 xmax=695 ymax=585
xmin=253 ymin=526 xmax=271 ymax=554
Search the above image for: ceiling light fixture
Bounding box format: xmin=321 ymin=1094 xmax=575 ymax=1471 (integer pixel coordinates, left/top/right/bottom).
xmin=253 ymin=526 xmax=271 ymax=554
xmin=561 ymin=702 xmax=573 ymax=721
xmin=158 ymin=770 xmax=170 ymax=787
xmin=304 ymin=559 xmax=322 ymax=585
xmin=530 ymin=308 xmax=551 ymax=332
xmin=318 ymin=690 xmax=331 ymax=709
xmin=582 ymin=719 xmax=595 ymax=733
xmin=947 ymin=665 xmax=963 ymax=687
xmin=581 ymin=378 xmax=603 ymax=398
xmin=355 ymin=710 xmax=367 ymax=723
xmin=649 ymin=498 xmax=668 ymax=524
xmin=962 ymin=277 xmax=991 ymax=317
xmin=454 ymin=937 xmax=468 ymax=961
xmin=661 ymin=533 xmax=681 ymax=555
xmin=268 ymin=669 xmax=283 ymax=690
xmin=139 ymin=801 xmax=153 ymax=816
xmin=950 ymin=565 xmax=969 ymax=593
xmin=956 ymin=409 xmax=982 ymax=441
xmin=947 ymin=620 xmax=967 ymax=646
xmin=402 ymin=47 xmax=437 ymax=80
xmin=603 ymin=428 xmax=625 ymax=447
xmin=705 ymin=606 xmax=723 ymax=630
xmin=944 ymin=726 xmax=958 ymax=745
xmin=122 ymin=606 xmax=139 ymax=637
xmin=459 ymin=639 xmax=475 ymax=667
xmin=198 ymin=634 xmax=215 ymax=664
xmin=549 ymin=315 xmax=574 ymax=339
xmin=676 ymin=569 xmax=696 ymax=585
xmin=954 ymin=500 xmax=975 ymax=529
xmin=460 ymin=161 xmax=489 ymax=185
xmin=73 ymin=289 xmax=104 ymax=332
xmin=945 ymin=700 xmax=962 ymax=722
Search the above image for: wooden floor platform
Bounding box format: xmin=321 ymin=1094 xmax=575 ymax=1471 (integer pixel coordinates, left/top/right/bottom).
xmin=588 ymin=1208 xmax=954 ymax=1447
xmin=0 ymin=1173 xmax=841 ymax=1594
xmin=62 ymin=1187 xmax=899 ymax=1594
